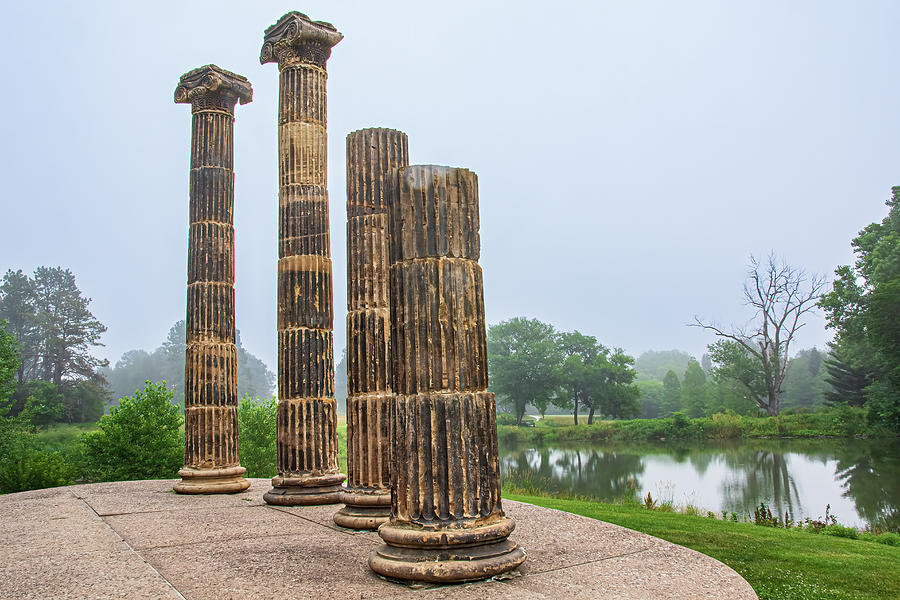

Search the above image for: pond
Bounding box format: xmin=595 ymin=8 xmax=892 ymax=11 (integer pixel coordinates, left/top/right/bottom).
xmin=499 ymin=437 xmax=900 ymax=530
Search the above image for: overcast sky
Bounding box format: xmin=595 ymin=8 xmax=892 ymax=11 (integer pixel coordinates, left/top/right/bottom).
xmin=2 ymin=1 xmax=897 ymax=373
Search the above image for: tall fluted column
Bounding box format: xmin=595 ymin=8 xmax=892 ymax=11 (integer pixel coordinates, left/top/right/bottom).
xmin=334 ymin=129 xmax=409 ymax=529
xmin=369 ymin=166 xmax=526 ymax=582
xmin=173 ymin=65 xmax=252 ymax=495
xmin=261 ymin=11 xmax=346 ymax=506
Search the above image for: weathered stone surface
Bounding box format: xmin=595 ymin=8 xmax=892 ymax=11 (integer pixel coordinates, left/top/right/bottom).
xmin=173 ymin=65 xmax=251 ymax=494
xmin=0 ymin=480 xmax=759 ymax=599
xmin=370 ymin=165 xmax=525 ymax=582
xmin=336 ymin=128 xmax=409 ymax=530
xmin=262 ymin=12 xmax=345 ymax=506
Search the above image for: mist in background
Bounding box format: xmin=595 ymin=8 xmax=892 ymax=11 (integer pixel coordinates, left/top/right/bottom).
xmin=3 ymin=0 xmax=898 ymax=373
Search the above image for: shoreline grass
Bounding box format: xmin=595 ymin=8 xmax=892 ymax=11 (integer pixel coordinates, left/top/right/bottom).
xmin=498 ymin=407 xmax=895 ymax=445
xmin=506 ymin=491 xmax=900 ymax=600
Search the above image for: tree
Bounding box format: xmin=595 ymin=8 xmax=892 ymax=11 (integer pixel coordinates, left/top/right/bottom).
xmin=0 ymin=270 xmax=39 ymax=385
xmin=820 ymin=187 xmax=900 ymax=430
xmin=695 ymin=254 xmax=826 ymax=416
xmin=661 ymin=370 xmax=681 ymax=417
xmin=237 ymin=396 xmax=277 ymax=477
xmin=0 ymin=320 xmax=19 ymax=404
xmin=236 ymin=329 xmax=276 ymax=401
xmin=594 ymin=348 xmax=641 ymax=420
xmin=823 ymin=345 xmax=868 ymax=407
xmin=31 ymin=267 xmax=108 ymax=387
xmin=487 ymin=318 xmax=562 ymax=425
xmin=557 ymin=331 xmax=600 ymax=425
xmin=634 ymin=350 xmax=693 ymax=381
xmin=636 ymin=380 xmax=663 ymax=418
xmin=681 ymin=359 xmax=708 ymax=418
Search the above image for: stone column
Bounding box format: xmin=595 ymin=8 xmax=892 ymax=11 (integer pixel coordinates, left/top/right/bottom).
xmin=369 ymin=166 xmax=526 ymax=582
xmin=260 ymin=12 xmax=346 ymax=506
xmin=334 ymin=129 xmax=409 ymax=529
xmin=173 ymin=65 xmax=252 ymax=494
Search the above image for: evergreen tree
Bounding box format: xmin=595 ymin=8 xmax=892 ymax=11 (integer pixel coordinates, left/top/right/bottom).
xmin=681 ymin=359 xmax=708 ymax=417
xmin=661 ymin=370 xmax=681 ymax=417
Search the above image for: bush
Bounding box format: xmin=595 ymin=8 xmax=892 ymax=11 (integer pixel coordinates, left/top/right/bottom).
xmin=81 ymin=381 xmax=183 ymax=481
xmin=496 ymin=413 xmax=517 ymax=426
xmin=823 ymin=524 xmax=859 ymax=539
xmin=237 ymin=396 xmax=277 ymax=478
xmin=709 ymin=412 xmax=741 ymax=439
xmin=0 ymin=414 xmax=76 ymax=493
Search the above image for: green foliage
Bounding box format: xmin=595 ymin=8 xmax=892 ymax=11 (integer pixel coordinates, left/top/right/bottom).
xmin=634 ymin=350 xmax=693 ymax=381
xmin=823 ymin=524 xmax=859 ymax=539
xmin=821 ymin=187 xmax=900 ymax=431
xmin=0 ymin=414 xmax=76 ymax=493
xmin=81 ymin=381 xmax=183 ymax=481
xmin=0 ymin=320 xmax=19 ymax=403
xmin=21 ymin=380 xmax=64 ymax=427
xmin=496 ymin=406 xmax=884 ymax=444
xmin=636 ymin=380 xmax=663 ymax=418
xmin=661 ymin=370 xmax=681 ymax=416
xmin=506 ymin=494 xmax=900 ymax=600
xmin=61 ymin=379 xmax=107 ymax=423
xmin=487 ymin=317 xmax=563 ymax=424
xmin=780 ymin=348 xmax=829 ymax=411
xmin=237 ymin=396 xmax=277 ymax=478
xmin=681 ymin=359 xmax=708 ymax=418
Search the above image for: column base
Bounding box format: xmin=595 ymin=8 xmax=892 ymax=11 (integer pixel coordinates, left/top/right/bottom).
xmin=368 ymin=517 xmax=526 ymax=583
xmin=333 ymin=487 xmax=391 ymax=530
xmin=173 ymin=466 xmax=250 ymax=495
xmin=263 ymin=473 xmax=346 ymax=506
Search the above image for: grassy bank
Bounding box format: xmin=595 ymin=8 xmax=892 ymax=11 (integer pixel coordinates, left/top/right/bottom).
xmin=498 ymin=407 xmax=893 ymax=445
xmin=506 ymin=493 xmax=900 ymax=600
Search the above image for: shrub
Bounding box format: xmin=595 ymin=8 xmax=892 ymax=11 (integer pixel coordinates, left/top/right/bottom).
xmin=237 ymin=396 xmax=277 ymax=478
xmin=823 ymin=524 xmax=859 ymax=539
xmin=709 ymin=412 xmax=741 ymax=439
xmin=496 ymin=413 xmax=517 ymax=426
xmin=81 ymin=381 xmax=183 ymax=481
xmin=0 ymin=414 xmax=76 ymax=493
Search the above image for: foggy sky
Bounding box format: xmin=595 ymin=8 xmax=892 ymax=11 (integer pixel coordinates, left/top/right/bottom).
xmin=2 ymin=1 xmax=897 ymax=374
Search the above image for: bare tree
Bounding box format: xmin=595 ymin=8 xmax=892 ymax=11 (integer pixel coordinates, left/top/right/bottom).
xmin=693 ymin=254 xmax=827 ymax=416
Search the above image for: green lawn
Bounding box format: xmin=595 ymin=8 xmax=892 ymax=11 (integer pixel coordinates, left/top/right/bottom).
xmin=505 ymin=494 xmax=900 ymax=600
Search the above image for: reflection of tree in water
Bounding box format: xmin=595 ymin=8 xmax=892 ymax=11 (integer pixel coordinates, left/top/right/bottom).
xmin=501 ymin=446 xmax=644 ymax=501
xmin=833 ymin=439 xmax=900 ymax=531
xmin=719 ymin=444 xmax=801 ymax=521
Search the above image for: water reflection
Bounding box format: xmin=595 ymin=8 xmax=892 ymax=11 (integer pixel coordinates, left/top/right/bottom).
xmin=499 ymin=438 xmax=900 ymax=530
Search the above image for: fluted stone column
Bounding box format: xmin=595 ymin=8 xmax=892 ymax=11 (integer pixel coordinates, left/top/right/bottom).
xmin=334 ymin=129 xmax=409 ymax=529
xmin=173 ymin=65 xmax=252 ymax=494
xmin=369 ymin=166 xmax=526 ymax=582
xmin=260 ymin=12 xmax=346 ymax=506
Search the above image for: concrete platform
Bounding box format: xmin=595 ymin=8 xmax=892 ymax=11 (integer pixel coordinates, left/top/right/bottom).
xmin=0 ymin=479 xmax=757 ymax=599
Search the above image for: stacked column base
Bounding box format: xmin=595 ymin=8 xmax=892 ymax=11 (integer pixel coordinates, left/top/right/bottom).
xmin=334 ymin=487 xmax=391 ymax=529
xmin=173 ymin=466 xmax=250 ymax=494
xmin=369 ymin=517 xmax=526 ymax=583
xmin=264 ymin=473 xmax=345 ymax=505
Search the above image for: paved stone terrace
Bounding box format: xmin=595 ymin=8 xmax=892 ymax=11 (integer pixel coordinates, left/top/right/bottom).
xmin=0 ymin=478 xmax=757 ymax=599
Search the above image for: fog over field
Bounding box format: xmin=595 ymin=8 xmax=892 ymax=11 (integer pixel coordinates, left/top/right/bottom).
xmin=3 ymin=0 xmax=899 ymax=371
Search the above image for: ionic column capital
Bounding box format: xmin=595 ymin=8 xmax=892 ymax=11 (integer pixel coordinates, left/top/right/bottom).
xmin=174 ymin=65 xmax=253 ymax=113
xmin=260 ymin=11 xmax=343 ymax=69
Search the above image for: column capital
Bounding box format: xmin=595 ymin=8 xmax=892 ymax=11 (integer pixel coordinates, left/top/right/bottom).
xmin=174 ymin=65 xmax=252 ymax=112
xmin=260 ymin=11 xmax=343 ymax=68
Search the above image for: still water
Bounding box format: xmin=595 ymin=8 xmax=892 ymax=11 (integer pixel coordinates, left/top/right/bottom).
xmin=499 ymin=438 xmax=900 ymax=530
